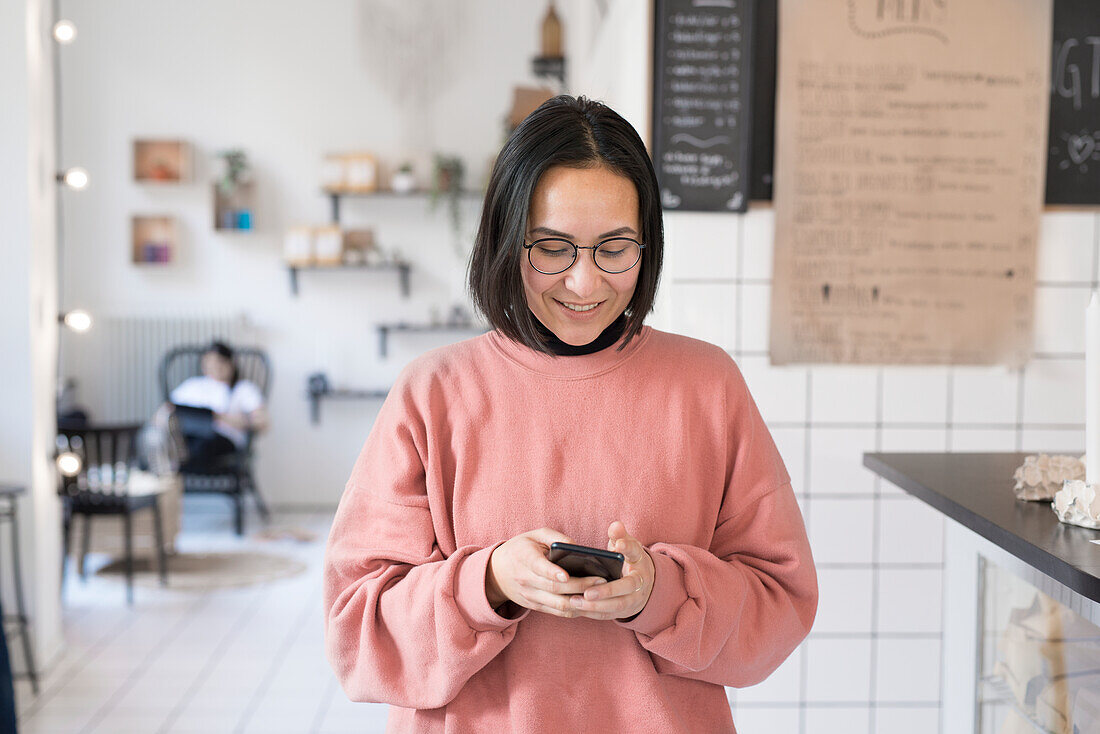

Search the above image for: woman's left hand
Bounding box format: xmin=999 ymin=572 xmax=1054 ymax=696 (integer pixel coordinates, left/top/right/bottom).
xmin=569 ymin=520 xmax=654 ymax=621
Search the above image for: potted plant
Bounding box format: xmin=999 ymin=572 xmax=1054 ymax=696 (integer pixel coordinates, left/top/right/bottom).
xmin=391 ymin=161 xmax=416 ymax=194
xmin=429 ymin=154 xmax=465 ymax=244
xmin=217 ymin=149 xmax=250 ymax=195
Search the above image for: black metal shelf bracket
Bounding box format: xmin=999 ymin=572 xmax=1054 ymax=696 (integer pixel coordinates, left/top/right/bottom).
xmin=307 ymin=389 xmax=389 ymax=425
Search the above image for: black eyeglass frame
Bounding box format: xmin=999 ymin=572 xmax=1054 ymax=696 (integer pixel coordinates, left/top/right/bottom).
xmin=522 ymin=237 xmax=646 ymax=275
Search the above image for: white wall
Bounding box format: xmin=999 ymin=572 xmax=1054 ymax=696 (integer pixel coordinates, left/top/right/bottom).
xmin=54 ymin=0 xmax=1100 ymax=731
xmin=58 ymin=0 xmax=581 ymax=508
xmin=1 ymin=0 xmax=65 ymax=675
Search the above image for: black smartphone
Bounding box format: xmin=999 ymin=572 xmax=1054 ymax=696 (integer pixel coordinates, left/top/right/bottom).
xmin=548 ymin=542 xmax=625 ymax=581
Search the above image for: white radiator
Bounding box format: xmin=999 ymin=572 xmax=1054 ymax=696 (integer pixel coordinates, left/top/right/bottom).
xmin=61 ymin=313 xmax=259 ymax=423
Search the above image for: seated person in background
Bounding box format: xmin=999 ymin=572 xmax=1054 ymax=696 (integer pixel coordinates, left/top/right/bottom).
xmin=168 ymin=341 xmax=268 ymax=471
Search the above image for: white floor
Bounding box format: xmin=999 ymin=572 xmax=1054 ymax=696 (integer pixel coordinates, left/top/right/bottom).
xmin=14 ymin=501 xmax=391 ymax=734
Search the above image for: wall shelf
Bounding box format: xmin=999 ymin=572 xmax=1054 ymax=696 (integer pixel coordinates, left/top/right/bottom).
xmin=131 ymin=215 xmax=178 ymax=264
xmin=214 ymin=181 xmax=256 ymax=232
xmin=376 ymin=322 xmax=489 ymax=358
xmin=322 ymin=188 xmax=483 ymax=225
xmin=286 ymin=261 xmax=411 ymax=297
xmin=307 ymin=387 xmax=389 ymax=425
xmin=133 ymin=139 xmax=192 ymax=183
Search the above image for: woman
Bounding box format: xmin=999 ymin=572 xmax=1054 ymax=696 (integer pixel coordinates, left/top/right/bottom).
xmin=168 ymin=341 xmax=267 ymax=470
xmin=323 ymin=96 xmax=817 ymax=732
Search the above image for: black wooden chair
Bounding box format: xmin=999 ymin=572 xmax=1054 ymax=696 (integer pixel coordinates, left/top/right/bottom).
xmin=56 ymin=423 xmax=169 ymax=605
xmin=159 ymin=345 xmax=272 ymax=535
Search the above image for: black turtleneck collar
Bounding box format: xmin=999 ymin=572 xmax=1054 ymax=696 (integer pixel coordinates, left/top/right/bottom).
xmin=531 ymin=310 xmax=628 ymax=356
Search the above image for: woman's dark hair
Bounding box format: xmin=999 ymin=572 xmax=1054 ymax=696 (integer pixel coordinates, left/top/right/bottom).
xmin=205 ymin=340 xmax=239 ymax=387
xmin=467 ymin=95 xmax=664 ymax=354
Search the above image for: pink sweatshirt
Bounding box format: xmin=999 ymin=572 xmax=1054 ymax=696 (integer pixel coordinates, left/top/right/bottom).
xmin=323 ymin=326 xmax=817 ymax=733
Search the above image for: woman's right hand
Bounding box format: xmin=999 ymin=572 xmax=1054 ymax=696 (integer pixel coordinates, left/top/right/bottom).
xmin=486 ymin=527 xmax=607 ymax=617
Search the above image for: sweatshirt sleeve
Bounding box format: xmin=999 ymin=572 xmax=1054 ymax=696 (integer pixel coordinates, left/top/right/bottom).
xmin=322 ymin=373 xmax=530 ymax=709
xmin=615 ymin=360 xmax=818 ymax=688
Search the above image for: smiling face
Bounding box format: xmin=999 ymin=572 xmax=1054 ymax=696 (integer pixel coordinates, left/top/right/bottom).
xmin=521 ymin=164 xmax=642 ymax=346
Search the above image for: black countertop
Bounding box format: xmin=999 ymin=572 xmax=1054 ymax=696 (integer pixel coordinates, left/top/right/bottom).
xmin=863 ymin=452 xmax=1100 ymax=604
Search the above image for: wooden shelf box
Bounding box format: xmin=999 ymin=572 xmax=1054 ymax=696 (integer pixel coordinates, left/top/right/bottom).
xmin=213 ymin=181 xmax=255 ymax=231
xmin=133 ymin=139 xmax=191 ymax=183
xmin=131 ymin=216 xmax=178 ymax=264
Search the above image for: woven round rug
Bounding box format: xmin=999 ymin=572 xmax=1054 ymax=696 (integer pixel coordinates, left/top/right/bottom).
xmin=96 ymin=551 xmax=307 ymax=589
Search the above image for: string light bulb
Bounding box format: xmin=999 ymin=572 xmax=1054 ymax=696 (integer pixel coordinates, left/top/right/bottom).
xmin=57 ymin=167 xmax=89 ymax=190
xmin=59 ymin=310 xmax=92 ymax=332
xmin=56 ymin=451 xmax=82 ymax=477
xmin=52 ymin=19 xmax=77 ymax=44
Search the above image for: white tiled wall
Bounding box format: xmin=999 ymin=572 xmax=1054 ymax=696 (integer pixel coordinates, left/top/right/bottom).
xmin=664 ymin=207 xmax=1100 ymax=733
xmin=812 ymin=568 xmax=874 ymax=633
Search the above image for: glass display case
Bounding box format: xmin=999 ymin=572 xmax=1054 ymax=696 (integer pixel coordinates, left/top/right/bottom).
xmin=978 ymin=560 xmax=1100 ymax=733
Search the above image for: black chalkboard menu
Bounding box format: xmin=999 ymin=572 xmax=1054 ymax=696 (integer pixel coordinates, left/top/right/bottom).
xmin=1045 ymin=0 xmax=1100 ymax=206
xmin=749 ymin=0 xmax=776 ymax=201
xmin=652 ymin=0 xmax=755 ymax=212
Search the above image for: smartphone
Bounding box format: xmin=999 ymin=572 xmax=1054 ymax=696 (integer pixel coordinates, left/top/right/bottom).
xmin=548 ymin=542 xmax=625 ymax=581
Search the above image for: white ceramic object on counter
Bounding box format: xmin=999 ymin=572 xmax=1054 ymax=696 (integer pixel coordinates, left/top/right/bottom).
xmin=1014 ymin=454 xmax=1086 ymax=501
xmin=1053 ymin=479 xmax=1100 ymax=529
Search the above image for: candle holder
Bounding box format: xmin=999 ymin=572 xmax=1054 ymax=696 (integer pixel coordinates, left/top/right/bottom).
xmin=1053 ymin=479 xmax=1100 ymax=529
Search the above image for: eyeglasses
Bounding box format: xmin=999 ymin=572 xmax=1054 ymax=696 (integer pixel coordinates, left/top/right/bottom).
xmin=523 ymin=237 xmax=645 ymax=275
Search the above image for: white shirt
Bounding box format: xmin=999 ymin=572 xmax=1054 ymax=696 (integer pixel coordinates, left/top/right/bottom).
xmin=170 ymin=376 xmax=264 ymax=448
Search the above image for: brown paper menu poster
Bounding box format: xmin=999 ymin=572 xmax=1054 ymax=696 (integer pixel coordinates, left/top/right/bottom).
xmin=769 ymin=0 xmax=1052 ymax=366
